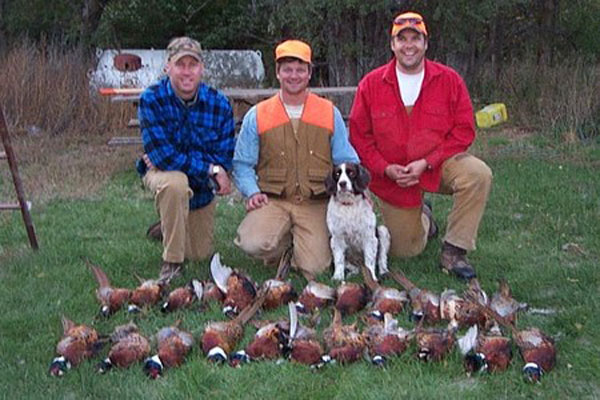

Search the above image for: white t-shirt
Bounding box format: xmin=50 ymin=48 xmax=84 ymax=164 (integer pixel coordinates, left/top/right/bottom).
xmin=396 ymin=67 xmax=425 ymax=106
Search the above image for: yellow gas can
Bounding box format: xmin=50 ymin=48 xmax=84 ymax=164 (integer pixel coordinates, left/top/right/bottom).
xmin=475 ymin=103 xmax=508 ymax=128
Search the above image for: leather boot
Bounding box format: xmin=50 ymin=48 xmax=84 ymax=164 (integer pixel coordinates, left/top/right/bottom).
xmin=439 ymin=242 xmax=476 ymax=280
xmin=159 ymin=261 xmax=182 ymax=283
xmin=146 ymin=221 xmax=162 ymax=242
xmin=423 ymin=200 xmax=438 ymax=239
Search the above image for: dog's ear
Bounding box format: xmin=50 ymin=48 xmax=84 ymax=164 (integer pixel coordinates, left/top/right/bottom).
xmin=355 ymin=164 xmax=371 ymax=192
xmin=325 ymin=168 xmax=337 ymax=196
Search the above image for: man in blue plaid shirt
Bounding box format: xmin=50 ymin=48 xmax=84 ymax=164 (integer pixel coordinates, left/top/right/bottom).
xmin=137 ymin=36 xmax=235 ymax=279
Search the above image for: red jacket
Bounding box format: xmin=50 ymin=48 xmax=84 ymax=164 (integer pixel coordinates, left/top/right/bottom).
xmin=349 ymin=59 xmax=475 ymax=208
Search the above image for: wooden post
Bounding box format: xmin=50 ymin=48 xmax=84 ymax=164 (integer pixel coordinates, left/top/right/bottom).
xmin=0 ymin=107 xmax=39 ymax=250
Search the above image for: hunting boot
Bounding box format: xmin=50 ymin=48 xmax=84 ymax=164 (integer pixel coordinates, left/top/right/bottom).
xmin=439 ymin=242 xmax=476 ymax=280
xmin=160 ymin=261 xmax=182 ymax=283
xmin=146 ymin=221 xmax=163 ymax=242
xmin=423 ymin=201 xmax=438 ymax=239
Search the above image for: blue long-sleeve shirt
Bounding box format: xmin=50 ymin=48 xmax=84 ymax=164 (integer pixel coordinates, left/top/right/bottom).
xmin=233 ymin=104 xmax=359 ymax=198
xmin=137 ymin=77 xmax=235 ymax=209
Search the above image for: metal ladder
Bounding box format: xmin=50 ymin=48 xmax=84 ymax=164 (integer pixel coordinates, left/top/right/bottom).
xmin=0 ymin=107 xmax=39 ymax=249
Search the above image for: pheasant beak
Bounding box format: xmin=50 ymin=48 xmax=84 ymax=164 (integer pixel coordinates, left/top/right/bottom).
xmin=49 ymin=356 xmax=71 ymax=377
xmin=96 ymin=357 xmax=113 ymax=374
xmin=100 ymin=305 xmax=111 ymax=317
xmin=207 ymin=347 xmax=228 ymax=364
xmin=371 ymin=355 xmax=386 ymax=368
xmin=143 ymin=355 xmax=164 ymax=379
xmin=229 ymin=350 xmax=250 ymax=368
xmin=522 ymin=362 xmax=543 ymax=383
xmin=410 ymin=311 xmax=424 ymax=322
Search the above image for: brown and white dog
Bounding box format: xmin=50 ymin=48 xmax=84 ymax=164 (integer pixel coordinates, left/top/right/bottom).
xmin=325 ymin=162 xmax=390 ymax=282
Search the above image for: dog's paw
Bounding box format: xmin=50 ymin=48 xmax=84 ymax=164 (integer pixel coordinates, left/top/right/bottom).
xmin=332 ymin=272 xmax=345 ymax=282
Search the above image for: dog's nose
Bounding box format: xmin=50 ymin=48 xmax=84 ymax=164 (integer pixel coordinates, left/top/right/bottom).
xmin=339 ymin=181 xmax=347 ymax=189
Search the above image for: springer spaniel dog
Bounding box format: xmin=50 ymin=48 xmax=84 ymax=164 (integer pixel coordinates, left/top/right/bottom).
xmin=325 ymin=162 xmax=390 ymax=282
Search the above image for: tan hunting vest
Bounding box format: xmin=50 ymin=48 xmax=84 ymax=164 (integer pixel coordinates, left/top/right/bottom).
xmin=256 ymin=92 xmax=334 ymax=202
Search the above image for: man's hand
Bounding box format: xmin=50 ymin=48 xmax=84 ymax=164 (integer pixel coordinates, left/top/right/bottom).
xmin=142 ymin=153 xmax=155 ymax=170
xmin=213 ymin=169 xmax=232 ymax=196
xmin=246 ymin=193 xmax=268 ymax=211
xmin=385 ymin=159 xmax=429 ymax=188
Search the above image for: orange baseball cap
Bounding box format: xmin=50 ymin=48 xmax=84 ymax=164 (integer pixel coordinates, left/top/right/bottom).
xmin=391 ymin=12 xmax=428 ymax=37
xmin=275 ymin=40 xmax=312 ymax=64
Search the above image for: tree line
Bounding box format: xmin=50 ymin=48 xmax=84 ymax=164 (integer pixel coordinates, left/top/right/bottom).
xmin=1 ymin=0 xmax=598 ymax=87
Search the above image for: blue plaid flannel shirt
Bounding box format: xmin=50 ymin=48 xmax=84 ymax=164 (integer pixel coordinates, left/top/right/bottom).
xmin=137 ymin=77 xmax=235 ymax=209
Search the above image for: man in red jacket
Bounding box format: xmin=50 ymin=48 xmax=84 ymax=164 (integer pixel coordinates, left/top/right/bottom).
xmin=349 ymin=11 xmax=492 ymax=280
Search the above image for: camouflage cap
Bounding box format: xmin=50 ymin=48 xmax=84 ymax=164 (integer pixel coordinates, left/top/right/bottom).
xmin=167 ymin=37 xmax=202 ymax=62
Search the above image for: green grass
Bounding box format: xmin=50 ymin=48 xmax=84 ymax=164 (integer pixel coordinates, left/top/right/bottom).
xmin=1 ymin=140 xmax=600 ymax=399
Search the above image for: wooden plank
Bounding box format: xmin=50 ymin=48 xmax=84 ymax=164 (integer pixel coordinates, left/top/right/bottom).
xmin=0 ymin=201 xmax=31 ymax=210
xmin=103 ymin=86 xmax=357 ymax=103
xmin=108 ymin=136 xmax=142 ymax=146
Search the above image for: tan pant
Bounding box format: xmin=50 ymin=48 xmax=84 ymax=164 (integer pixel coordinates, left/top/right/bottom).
xmin=143 ymin=170 xmax=215 ymax=263
xmin=381 ymin=153 xmax=492 ymax=257
xmin=234 ymin=198 xmax=331 ymax=281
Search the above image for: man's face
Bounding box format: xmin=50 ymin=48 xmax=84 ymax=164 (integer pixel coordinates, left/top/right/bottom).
xmin=276 ymin=59 xmax=311 ymax=96
xmin=167 ymin=55 xmax=203 ymax=100
xmin=390 ymin=29 xmax=428 ymax=74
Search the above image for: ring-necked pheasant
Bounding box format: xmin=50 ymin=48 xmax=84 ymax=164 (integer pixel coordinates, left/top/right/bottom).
xmin=97 ymin=322 xmax=150 ymax=373
xmin=49 ymin=316 xmax=104 ymax=377
xmin=87 ymin=260 xmax=131 ymax=317
xmin=295 ymin=281 xmax=336 ymax=314
xmin=210 ymin=253 xmax=257 ymax=318
xmin=389 ymin=270 xmax=440 ymax=324
xmin=201 ymin=288 xmax=267 ymax=363
xmin=458 ymin=324 xmax=512 ymax=375
xmin=143 ymin=321 xmax=194 ymax=379
xmin=361 ymin=263 xmax=408 ymax=324
xmin=161 ymin=279 xmax=204 ymax=313
xmin=323 ymin=308 xmax=366 ymax=364
xmin=364 ymin=313 xmax=413 ymax=367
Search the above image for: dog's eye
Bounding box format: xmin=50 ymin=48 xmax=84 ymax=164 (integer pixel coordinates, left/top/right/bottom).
xmin=348 ymin=170 xmax=355 ymax=177
xmin=334 ymin=171 xmax=341 ymax=178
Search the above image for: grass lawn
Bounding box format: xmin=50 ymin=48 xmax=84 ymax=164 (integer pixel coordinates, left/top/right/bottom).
xmin=1 ymin=134 xmax=599 ymax=399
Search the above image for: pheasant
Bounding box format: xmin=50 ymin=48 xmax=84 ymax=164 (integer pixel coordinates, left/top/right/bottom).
xmin=201 ymin=288 xmax=267 ymax=363
xmin=49 ymin=316 xmax=103 ymax=377
xmin=97 ymin=322 xmax=150 ymax=373
xmin=261 ymin=246 xmax=297 ymax=311
xmin=389 ymin=270 xmax=440 ymax=324
xmin=295 ymin=281 xmax=336 ymax=314
xmin=414 ymin=319 xmax=457 ymax=362
xmin=285 ymin=302 xmax=325 ymax=367
xmin=489 ymin=279 xmax=528 ymax=327
xmin=335 ymin=281 xmax=369 ymax=316
xmin=361 ymin=263 xmax=408 ymax=324
xmin=458 ymin=324 xmax=512 ymax=375
xmin=161 ymin=279 xmax=204 ymax=312
xmin=144 ymin=321 xmax=194 ymax=379
xmin=87 ymin=260 xmax=131 ymax=317
xmin=210 ymin=253 xmax=257 ymax=318
xmin=230 ymin=319 xmax=289 ymax=367
xmin=440 ymin=280 xmax=488 ymax=330
xmin=323 ymin=308 xmax=366 ymax=364
xmin=128 ymin=271 xmax=176 ymax=313
xmin=364 ymin=313 xmax=413 ymax=367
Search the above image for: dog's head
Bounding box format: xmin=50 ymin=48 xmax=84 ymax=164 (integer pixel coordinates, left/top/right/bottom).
xmin=325 ymin=162 xmax=371 ymax=197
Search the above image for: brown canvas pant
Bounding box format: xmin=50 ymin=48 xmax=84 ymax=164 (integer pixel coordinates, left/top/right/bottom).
xmin=143 ymin=170 xmax=215 ymax=263
xmin=380 ymin=153 xmax=492 ymax=257
xmin=234 ymin=197 xmax=331 ymax=281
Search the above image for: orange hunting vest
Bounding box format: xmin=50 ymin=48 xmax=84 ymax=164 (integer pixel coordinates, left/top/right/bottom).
xmin=256 ymin=92 xmax=334 ymax=201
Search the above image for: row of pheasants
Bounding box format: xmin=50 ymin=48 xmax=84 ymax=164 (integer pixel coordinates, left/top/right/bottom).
xmin=50 ymin=252 xmax=556 ymax=382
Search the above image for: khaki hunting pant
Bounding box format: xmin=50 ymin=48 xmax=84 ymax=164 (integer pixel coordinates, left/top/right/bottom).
xmin=234 ymin=197 xmax=331 ymax=281
xmin=143 ymin=170 xmax=215 ymax=263
xmin=381 ymin=153 xmax=492 ymax=257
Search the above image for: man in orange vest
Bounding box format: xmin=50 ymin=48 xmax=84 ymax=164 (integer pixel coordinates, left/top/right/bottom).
xmin=233 ymin=39 xmax=359 ymax=280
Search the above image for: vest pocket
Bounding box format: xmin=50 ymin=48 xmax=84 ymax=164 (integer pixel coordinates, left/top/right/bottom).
xmin=258 ymin=168 xmax=287 ymax=196
xmin=307 ymin=168 xmax=329 ymax=197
